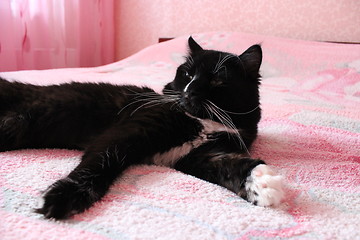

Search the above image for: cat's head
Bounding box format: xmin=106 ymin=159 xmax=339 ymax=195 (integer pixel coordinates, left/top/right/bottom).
xmin=164 ymin=37 xmax=262 ymax=130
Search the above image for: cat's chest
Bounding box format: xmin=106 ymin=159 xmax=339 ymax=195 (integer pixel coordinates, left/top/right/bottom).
xmin=151 ymin=118 xmax=238 ymax=167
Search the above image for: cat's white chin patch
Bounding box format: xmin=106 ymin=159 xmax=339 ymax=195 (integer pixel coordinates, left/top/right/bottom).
xmin=245 ymin=164 xmax=284 ymax=207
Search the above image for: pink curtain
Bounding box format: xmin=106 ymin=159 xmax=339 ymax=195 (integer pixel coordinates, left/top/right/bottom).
xmin=0 ymin=0 xmax=114 ymax=72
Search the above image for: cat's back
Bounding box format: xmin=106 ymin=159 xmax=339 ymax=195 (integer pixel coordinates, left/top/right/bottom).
xmin=0 ymin=79 xmax=152 ymax=110
xmin=0 ymin=79 xmax=161 ymax=150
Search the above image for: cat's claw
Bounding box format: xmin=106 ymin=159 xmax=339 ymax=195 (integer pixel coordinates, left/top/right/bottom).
xmin=245 ymin=164 xmax=284 ymax=207
xmin=35 ymin=178 xmax=100 ymax=219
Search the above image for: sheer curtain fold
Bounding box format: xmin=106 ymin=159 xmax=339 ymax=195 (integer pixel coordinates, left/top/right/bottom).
xmin=0 ymin=0 xmax=114 ymax=72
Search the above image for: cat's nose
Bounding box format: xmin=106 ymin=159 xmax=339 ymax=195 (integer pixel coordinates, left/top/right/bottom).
xmin=183 ymin=92 xmax=200 ymax=103
xmin=183 ymin=93 xmax=189 ymax=100
xmin=182 ymin=93 xmax=190 ymax=105
xmin=181 ymin=93 xmax=193 ymax=107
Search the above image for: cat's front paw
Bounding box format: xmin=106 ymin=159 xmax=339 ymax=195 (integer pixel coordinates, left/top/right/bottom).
xmin=36 ymin=178 xmax=100 ymax=219
xmin=244 ymin=164 xmax=284 ymax=207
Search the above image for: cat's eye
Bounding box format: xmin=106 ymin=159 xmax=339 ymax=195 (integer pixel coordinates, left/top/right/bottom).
xmin=210 ymin=78 xmax=224 ymax=87
xmin=183 ymin=71 xmax=193 ymax=80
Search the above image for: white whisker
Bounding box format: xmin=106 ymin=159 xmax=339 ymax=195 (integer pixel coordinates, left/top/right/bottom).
xmin=117 ymin=98 xmax=149 ymax=115
xmin=213 ymin=54 xmax=238 ymax=74
xmin=223 ymin=105 xmax=260 ymax=115
xmin=213 ymin=54 xmax=222 ymax=74
xmin=130 ymin=100 xmax=163 ymax=116
xmin=204 ymin=100 xmax=251 ymax=156
xmin=206 ymin=99 xmax=260 ymax=116
xmin=118 ymin=91 xmax=181 ymax=115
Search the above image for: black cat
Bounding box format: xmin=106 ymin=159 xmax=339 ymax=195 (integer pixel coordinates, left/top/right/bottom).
xmin=0 ymin=37 xmax=283 ymax=219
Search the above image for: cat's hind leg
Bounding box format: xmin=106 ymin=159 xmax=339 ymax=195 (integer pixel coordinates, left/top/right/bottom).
xmin=0 ymin=79 xmax=34 ymax=151
xmin=0 ymin=111 xmax=30 ymax=151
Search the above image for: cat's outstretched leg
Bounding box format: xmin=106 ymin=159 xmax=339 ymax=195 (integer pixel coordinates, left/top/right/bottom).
xmin=218 ymin=159 xmax=284 ymax=207
xmin=35 ymin=143 xmax=130 ymax=219
xmin=175 ymin=155 xmax=284 ymax=207
xmin=35 ymin=110 xmax=198 ymax=219
xmin=241 ymin=163 xmax=284 ymax=206
xmin=35 ymin=120 xmax=147 ymax=219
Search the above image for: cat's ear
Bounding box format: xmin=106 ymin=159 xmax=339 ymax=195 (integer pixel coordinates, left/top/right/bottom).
xmin=188 ymin=36 xmax=203 ymax=54
xmin=239 ymin=44 xmax=262 ymax=77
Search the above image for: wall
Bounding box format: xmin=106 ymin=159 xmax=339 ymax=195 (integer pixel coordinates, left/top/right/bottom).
xmin=115 ymin=0 xmax=360 ymax=60
xmin=0 ymin=0 xmax=114 ymax=72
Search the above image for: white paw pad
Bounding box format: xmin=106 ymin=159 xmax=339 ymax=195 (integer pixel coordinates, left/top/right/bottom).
xmin=245 ymin=164 xmax=284 ymax=207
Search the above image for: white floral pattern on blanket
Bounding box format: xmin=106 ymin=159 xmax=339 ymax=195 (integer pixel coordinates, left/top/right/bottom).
xmin=1 ymin=32 xmax=360 ymax=240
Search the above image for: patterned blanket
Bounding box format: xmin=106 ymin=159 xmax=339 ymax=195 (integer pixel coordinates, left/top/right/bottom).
xmin=1 ymin=32 xmax=359 ymax=240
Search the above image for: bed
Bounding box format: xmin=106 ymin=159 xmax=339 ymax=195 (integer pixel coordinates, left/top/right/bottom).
xmin=1 ymin=32 xmax=359 ymax=240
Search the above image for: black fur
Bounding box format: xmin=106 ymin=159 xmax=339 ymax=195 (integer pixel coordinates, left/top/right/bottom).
xmin=0 ymin=37 xmax=264 ymax=219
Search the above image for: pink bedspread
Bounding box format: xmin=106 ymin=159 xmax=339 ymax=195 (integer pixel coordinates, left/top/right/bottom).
xmin=1 ymin=32 xmax=360 ymax=240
